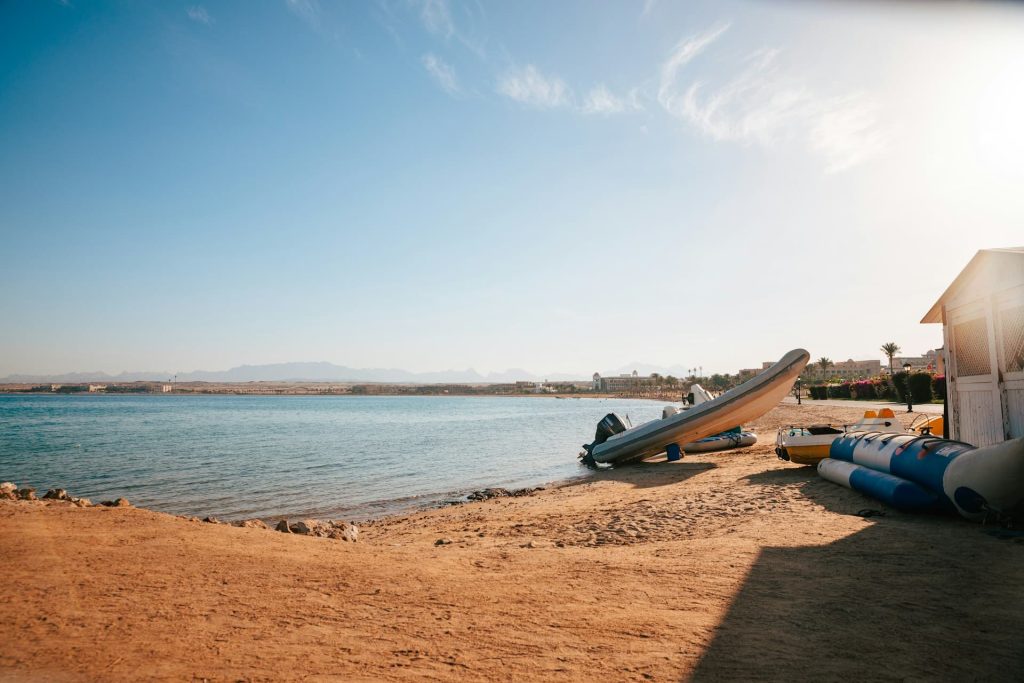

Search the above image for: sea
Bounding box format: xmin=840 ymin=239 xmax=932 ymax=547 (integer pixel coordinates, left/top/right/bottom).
xmin=0 ymin=394 xmax=668 ymax=521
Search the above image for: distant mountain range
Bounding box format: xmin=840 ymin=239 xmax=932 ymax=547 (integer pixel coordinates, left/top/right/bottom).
xmin=1 ymin=361 xmax=694 ymax=385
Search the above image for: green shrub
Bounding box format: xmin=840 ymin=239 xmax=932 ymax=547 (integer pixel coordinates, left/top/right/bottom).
xmin=892 ymin=372 xmax=908 ymax=402
xmin=909 ymin=373 xmax=933 ymax=403
xmin=932 ymin=375 xmax=946 ymax=402
xmin=827 ymin=383 xmax=852 ymax=399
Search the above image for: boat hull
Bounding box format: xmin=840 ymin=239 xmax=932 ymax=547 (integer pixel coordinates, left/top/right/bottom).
xmin=589 ymin=349 xmax=809 ymax=465
xmin=817 ymin=459 xmax=940 ymax=511
xmin=827 ymin=432 xmax=1024 ymax=521
xmin=682 ymin=432 xmax=757 ymax=453
xmin=779 ymin=443 xmax=832 ymax=465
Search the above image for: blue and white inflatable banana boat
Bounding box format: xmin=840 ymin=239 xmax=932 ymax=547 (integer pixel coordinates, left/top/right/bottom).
xmin=817 ymin=431 xmax=1024 ymax=521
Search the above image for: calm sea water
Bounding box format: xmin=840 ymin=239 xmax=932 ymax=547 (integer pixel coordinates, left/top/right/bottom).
xmin=0 ymin=394 xmax=667 ymax=521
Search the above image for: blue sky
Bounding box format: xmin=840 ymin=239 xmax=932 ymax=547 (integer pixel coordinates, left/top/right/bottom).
xmin=2 ymin=0 xmax=1023 ymax=377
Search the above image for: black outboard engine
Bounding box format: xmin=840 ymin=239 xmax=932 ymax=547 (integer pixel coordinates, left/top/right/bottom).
xmin=580 ymin=413 xmax=628 ymax=468
xmin=594 ymin=413 xmax=628 ymax=445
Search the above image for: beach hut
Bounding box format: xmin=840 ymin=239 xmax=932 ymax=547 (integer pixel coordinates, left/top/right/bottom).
xmin=921 ymin=247 xmax=1024 ymax=446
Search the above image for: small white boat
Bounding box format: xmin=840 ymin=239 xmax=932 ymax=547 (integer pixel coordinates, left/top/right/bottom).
xmin=682 ymin=431 xmax=757 ymax=453
xmin=582 ymin=349 xmax=809 ymax=466
xmin=774 ymin=409 xmax=908 ymax=465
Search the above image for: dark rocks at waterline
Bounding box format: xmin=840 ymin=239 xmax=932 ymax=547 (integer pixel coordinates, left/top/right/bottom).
xmin=286 ymin=519 xmax=360 ymax=542
xmin=2 ymin=481 xmax=93 ymax=507
xmin=466 ymin=486 xmax=545 ymax=502
xmin=2 ymin=481 xmax=360 ymax=544
xmin=289 ymin=520 xmax=315 ymax=535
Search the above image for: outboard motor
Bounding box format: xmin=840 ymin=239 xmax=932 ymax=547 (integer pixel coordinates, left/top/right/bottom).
xmin=594 ymin=413 xmax=628 ymax=445
xmin=580 ymin=413 xmax=628 ymax=468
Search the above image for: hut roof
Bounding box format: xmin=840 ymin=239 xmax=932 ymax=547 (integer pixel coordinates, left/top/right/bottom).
xmin=921 ymin=247 xmax=1024 ymax=324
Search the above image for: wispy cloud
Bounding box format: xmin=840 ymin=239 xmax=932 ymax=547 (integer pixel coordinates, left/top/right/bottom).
xmin=809 ymin=95 xmax=887 ymax=173
xmin=656 ymin=23 xmax=730 ymax=109
xmin=186 ymin=5 xmax=213 ymax=25
xmin=497 ymin=65 xmax=570 ymax=109
xmin=422 ymin=53 xmax=460 ymax=95
xmin=641 ymin=0 xmax=658 ymax=19
xmin=416 ymin=0 xmax=454 ymax=39
xmin=658 ymin=24 xmax=886 ymax=172
xmin=409 ymin=0 xmax=487 ymax=58
xmin=581 ymin=85 xmax=644 ymax=115
xmin=285 ymin=0 xmax=320 ymax=29
xmin=581 ymin=85 xmax=623 ymax=115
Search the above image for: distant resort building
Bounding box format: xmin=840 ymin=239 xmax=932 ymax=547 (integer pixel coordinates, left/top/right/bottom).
xmin=592 ymin=370 xmax=645 ymax=392
xmin=807 ymin=358 xmax=882 ymax=380
xmin=88 ymin=384 xmax=107 ymax=392
xmin=162 ymin=384 xmax=173 ymax=393
xmin=891 ymin=349 xmax=942 ymax=374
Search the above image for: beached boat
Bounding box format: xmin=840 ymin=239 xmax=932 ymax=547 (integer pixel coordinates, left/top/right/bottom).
xmin=682 ymin=431 xmax=757 ymax=453
xmin=775 ymin=409 xmax=908 ymax=465
xmin=658 ymin=406 xmax=757 ymax=453
xmin=911 ymin=414 xmax=945 ymax=437
xmin=581 ymin=348 xmax=809 ymax=466
xmin=819 ymin=431 xmax=1024 ymax=521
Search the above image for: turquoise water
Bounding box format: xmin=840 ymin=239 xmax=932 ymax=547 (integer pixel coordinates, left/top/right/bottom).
xmin=0 ymin=394 xmax=667 ymax=520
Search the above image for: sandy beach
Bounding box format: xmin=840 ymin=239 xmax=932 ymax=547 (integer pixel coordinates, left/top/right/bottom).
xmin=2 ymin=402 xmax=1022 ymax=682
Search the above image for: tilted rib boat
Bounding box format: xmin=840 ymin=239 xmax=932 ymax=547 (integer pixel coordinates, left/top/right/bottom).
xmin=581 ymin=348 xmax=809 ymax=466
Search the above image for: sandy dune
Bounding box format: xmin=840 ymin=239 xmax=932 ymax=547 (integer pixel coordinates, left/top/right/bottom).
xmin=2 ymin=403 xmax=1022 ymax=681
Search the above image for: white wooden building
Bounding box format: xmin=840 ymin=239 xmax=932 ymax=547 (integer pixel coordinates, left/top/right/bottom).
xmin=921 ymin=247 xmax=1024 ymax=446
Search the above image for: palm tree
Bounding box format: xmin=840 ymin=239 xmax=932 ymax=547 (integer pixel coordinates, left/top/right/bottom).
xmin=817 ymin=357 xmax=833 ymax=376
xmin=880 ymin=342 xmax=901 ymax=375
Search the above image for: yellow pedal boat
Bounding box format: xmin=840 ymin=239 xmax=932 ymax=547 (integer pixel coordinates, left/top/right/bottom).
xmin=775 ymin=409 xmax=909 ymax=465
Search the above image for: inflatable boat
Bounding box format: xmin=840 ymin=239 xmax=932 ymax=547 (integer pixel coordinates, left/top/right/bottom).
xmin=818 ymin=432 xmax=1024 ymax=521
xmin=775 ymin=409 xmax=908 ymax=465
xmin=682 ymin=431 xmax=757 ymax=453
xmin=581 ymin=348 xmax=809 ymax=466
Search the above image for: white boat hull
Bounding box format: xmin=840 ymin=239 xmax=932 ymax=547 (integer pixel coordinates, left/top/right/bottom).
xmin=682 ymin=431 xmax=757 ymax=453
xmin=587 ymin=349 xmax=809 ymax=465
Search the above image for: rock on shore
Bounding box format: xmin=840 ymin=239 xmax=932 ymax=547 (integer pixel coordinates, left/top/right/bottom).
xmin=282 ymin=519 xmax=359 ymax=542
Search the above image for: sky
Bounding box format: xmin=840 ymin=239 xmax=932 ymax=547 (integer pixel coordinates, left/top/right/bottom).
xmin=1 ymin=0 xmax=1023 ymax=378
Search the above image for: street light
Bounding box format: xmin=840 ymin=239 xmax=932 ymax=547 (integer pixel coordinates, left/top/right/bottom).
xmin=903 ymin=362 xmax=913 ymax=413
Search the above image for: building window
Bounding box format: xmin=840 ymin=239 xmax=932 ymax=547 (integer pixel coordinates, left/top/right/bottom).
xmin=1000 ymin=304 xmax=1024 ymax=373
xmin=953 ymin=317 xmax=991 ymax=377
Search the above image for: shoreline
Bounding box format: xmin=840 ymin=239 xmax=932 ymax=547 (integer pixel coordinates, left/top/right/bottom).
xmin=0 ymin=390 xmax=674 ymax=400
xmin=0 ymin=393 xmax=671 ymax=524
xmin=3 ymin=402 xmax=1022 ymax=681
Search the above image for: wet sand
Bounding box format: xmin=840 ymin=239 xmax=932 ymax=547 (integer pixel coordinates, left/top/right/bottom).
xmin=2 ymin=403 xmax=1022 ymax=681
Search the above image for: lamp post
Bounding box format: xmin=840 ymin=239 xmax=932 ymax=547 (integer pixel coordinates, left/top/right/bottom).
xmin=903 ymin=362 xmax=913 ymax=413
xmin=795 ymin=378 xmax=802 ymax=405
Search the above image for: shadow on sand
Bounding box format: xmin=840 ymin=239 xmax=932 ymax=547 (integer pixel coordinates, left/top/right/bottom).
xmin=566 ymin=459 xmax=718 ymax=491
xmin=688 ymin=466 xmax=1024 ymax=681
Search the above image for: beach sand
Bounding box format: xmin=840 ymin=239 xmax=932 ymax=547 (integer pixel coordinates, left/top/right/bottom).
xmin=2 ymin=403 xmax=1022 ymax=681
